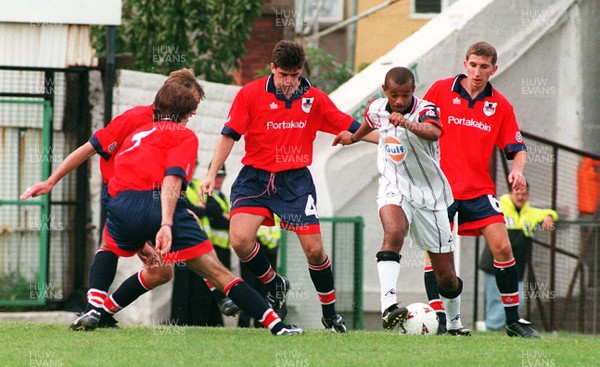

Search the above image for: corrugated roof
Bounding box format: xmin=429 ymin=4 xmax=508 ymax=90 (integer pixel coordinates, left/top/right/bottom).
xmin=0 ymin=23 xmax=97 ymax=68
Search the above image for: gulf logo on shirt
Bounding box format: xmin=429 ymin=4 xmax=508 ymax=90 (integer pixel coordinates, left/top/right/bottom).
xmin=384 ymin=136 xmax=406 ymax=163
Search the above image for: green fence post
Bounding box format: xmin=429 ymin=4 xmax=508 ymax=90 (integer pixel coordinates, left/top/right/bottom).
xmin=37 ymin=101 xmax=52 ymax=306
xmin=0 ymin=99 xmax=51 ymax=306
xmin=354 ymin=217 xmax=364 ymax=329
xmin=279 ymin=229 xmax=288 ymax=277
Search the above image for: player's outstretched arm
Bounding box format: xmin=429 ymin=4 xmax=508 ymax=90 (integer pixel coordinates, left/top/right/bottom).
xmin=332 ymin=123 xmax=375 ymax=146
xmin=20 ymin=142 xmax=96 ymax=200
xmin=361 ymin=131 xmax=379 ymax=144
xmin=508 ymin=150 xmax=527 ymax=192
xmin=201 ymin=134 xmax=235 ymax=198
xmin=156 ymin=175 xmax=183 ymax=256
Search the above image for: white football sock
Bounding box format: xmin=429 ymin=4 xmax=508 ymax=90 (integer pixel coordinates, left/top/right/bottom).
xmin=440 ymin=294 xmax=462 ymax=329
xmin=378 ymin=260 xmax=400 ymax=314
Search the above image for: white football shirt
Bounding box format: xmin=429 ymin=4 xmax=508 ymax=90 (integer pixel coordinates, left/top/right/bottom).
xmin=365 ymin=97 xmax=453 ymax=211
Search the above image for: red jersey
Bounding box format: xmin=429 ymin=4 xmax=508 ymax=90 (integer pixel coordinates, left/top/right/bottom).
xmin=222 ymin=75 xmax=357 ymax=172
xmin=89 ymin=105 xmax=154 ymax=182
xmin=108 ymin=122 xmax=198 ymax=197
xmin=424 ymin=75 xmax=526 ymax=200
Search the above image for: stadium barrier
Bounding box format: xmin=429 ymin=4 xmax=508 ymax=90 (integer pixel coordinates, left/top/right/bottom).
xmin=0 ymin=67 xmax=91 ymax=310
xmin=279 ymin=217 xmax=364 ymax=330
xmin=0 ymin=99 xmax=51 ymax=306
xmin=479 ymin=131 xmax=600 ymax=334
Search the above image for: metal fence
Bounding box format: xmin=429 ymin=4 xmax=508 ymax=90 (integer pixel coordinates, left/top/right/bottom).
xmin=279 ymin=217 xmax=364 ymax=330
xmin=0 ymin=66 xmax=91 ymax=310
xmin=0 ymin=99 xmax=52 ymax=306
xmin=486 ymin=131 xmax=600 ymax=334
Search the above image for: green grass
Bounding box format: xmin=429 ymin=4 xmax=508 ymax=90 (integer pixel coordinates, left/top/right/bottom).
xmin=0 ymin=322 xmax=598 ymax=367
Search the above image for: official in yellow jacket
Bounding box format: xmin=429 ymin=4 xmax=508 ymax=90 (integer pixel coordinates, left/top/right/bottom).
xmin=479 ymin=184 xmax=558 ymax=331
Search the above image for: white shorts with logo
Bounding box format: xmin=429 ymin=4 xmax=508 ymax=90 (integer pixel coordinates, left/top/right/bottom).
xmin=377 ymin=190 xmax=454 ymax=254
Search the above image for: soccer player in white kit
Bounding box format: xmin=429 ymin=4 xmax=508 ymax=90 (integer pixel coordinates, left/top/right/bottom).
xmin=333 ymin=67 xmax=469 ymax=334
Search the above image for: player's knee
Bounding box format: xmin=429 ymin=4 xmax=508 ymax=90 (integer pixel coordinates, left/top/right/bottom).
xmin=229 ymin=229 xmax=255 ymax=250
xmin=381 ymin=237 xmax=403 ymax=253
xmin=437 ymin=275 xmax=458 ymax=293
xmin=383 ymin=228 xmax=405 ymax=250
xmin=433 ymin=266 xmax=458 ymax=291
xmin=491 ymin=242 xmax=513 ymax=260
xmin=304 ymin=245 xmax=325 ymax=264
xmin=157 ymin=266 xmax=174 ymax=283
xmin=205 ymin=265 xmax=236 ymax=291
xmin=151 ymin=265 xmax=173 ymax=282
xmin=144 ymin=266 xmax=173 ymax=287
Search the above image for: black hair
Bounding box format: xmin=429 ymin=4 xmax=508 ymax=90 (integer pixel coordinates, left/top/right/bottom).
xmin=384 ymin=67 xmax=415 ymax=87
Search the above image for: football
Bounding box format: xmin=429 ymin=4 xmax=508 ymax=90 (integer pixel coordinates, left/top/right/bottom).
xmin=400 ymin=302 xmax=439 ymax=336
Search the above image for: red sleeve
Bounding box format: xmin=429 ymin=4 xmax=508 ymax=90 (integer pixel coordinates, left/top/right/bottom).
xmin=316 ymin=91 xmax=354 ymax=135
xmin=223 ymin=87 xmax=251 ymax=138
xmin=495 ymin=102 xmax=527 ymax=159
xmin=164 ymin=130 xmax=199 ymax=187
xmin=423 ymin=82 xmax=441 ymax=105
xmin=90 ymin=105 xmax=153 ymax=160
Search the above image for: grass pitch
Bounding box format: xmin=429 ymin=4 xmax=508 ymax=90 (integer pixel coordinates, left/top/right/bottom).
xmin=0 ymin=322 xmax=598 ymax=367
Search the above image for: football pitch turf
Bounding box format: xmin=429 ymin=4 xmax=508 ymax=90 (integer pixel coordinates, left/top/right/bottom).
xmin=1 ymin=322 xmax=598 ymax=367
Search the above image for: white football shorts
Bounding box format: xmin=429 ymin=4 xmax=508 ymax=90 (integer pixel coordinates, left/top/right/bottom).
xmin=377 ymin=192 xmax=454 ymax=254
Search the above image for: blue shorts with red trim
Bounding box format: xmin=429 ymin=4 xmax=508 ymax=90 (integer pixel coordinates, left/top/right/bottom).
xmin=104 ymin=190 xmax=213 ymax=262
xmin=448 ymin=194 xmax=505 ymax=236
xmin=230 ymin=166 xmax=320 ymax=234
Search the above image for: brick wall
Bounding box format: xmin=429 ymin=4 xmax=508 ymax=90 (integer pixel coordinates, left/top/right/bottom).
xmin=233 ymin=14 xmax=284 ymax=85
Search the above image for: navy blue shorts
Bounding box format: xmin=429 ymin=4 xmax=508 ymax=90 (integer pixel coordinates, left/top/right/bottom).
xmin=101 ymin=184 xmax=110 ymax=211
xmin=104 ymin=190 xmax=213 ymax=262
xmin=230 ymin=166 xmax=320 ymax=234
xmin=447 ymin=194 xmax=505 ymax=236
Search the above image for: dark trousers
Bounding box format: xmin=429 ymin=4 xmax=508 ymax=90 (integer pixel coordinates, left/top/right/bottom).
xmin=170 ymin=246 xmax=231 ymax=326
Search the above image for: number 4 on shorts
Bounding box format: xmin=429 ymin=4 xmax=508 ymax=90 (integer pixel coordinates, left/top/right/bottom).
xmin=304 ymin=194 xmax=318 ymax=218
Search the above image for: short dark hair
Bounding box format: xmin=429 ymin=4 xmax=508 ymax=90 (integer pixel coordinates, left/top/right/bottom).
xmin=272 ymin=40 xmax=305 ymax=70
xmin=165 ymin=68 xmax=205 ymax=101
xmin=466 ymin=42 xmax=497 ymax=65
xmin=384 ymin=67 xmax=415 ymax=87
xmin=152 ymin=83 xmax=199 ymax=122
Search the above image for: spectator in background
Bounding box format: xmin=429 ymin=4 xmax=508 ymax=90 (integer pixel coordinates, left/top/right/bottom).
xmin=578 ymin=157 xmax=600 ymax=287
xmin=478 ymin=183 xmax=557 ymax=331
xmin=239 ymin=215 xmax=282 ymax=328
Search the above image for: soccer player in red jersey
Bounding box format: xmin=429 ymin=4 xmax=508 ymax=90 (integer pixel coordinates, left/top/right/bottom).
xmin=20 ymin=69 xmax=238 ymax=328
xmin=422 ymin=42 xmax=539 ymax=338
xmin=202 ymin=40 xmax=368 ymax=332
xmin=72 ymin=83 xmax=302 ymax=335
